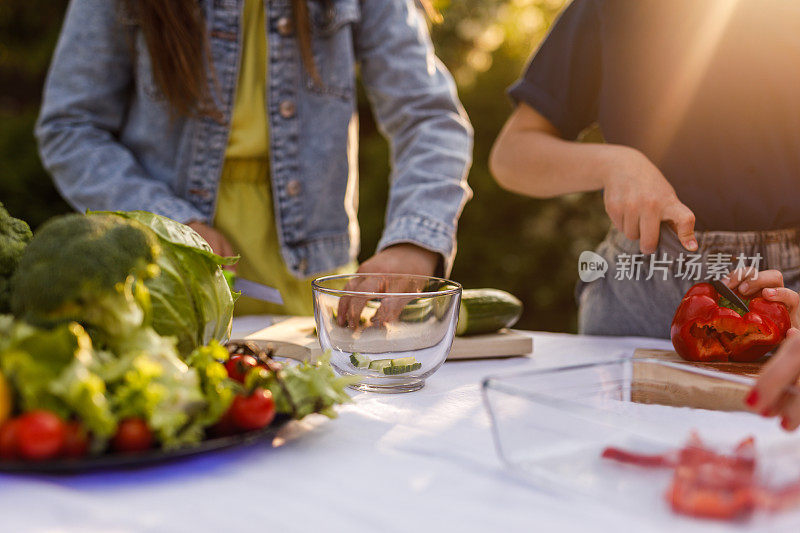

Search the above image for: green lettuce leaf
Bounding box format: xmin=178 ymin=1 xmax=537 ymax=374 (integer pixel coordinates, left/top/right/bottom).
xmin=49 ymin=353 xmax=117 ymax=439
xmin=181 ymin=341 xmax=237 ymax=441
xmin=248 ymin=351 xmax=356 ymax=419
xmin=0 ymin=320 xmax=117 ymax=438
xmin=105 ymin=328 xmax=205 ymax=448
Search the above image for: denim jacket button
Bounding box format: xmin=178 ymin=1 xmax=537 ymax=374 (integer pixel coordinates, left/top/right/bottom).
xmin=286 ymin=179 xmax=302 ymax=197
xmin=279 ymin=100 xmax=296 ymax=118
xmin=277 ymin=17 xmax=294 ymax=36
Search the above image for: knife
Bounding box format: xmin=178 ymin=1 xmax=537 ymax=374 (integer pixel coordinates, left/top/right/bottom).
xmin=224 ymin=271 xmax=284 ymax=305
xmin=711 ymin=279 xmax=749 ymax=313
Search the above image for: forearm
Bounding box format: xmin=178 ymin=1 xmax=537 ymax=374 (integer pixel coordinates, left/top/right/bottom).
xmin=490 ymin=125 xmax=627 ymax=198
xmin=492 ymin=105 xmax=697 ymax=253
xmin=38 ymin=122 xmax=204 ymax=224
xmin=357 ymin=0 xmax=472 ymax=275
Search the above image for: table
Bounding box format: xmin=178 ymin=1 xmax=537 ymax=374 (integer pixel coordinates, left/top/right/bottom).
xmin=1 ymin=321 xmax=797 ymax=533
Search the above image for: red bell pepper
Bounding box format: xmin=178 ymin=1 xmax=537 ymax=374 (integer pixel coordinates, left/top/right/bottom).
xmin=670 ymin=283 xmax=790 ymax=362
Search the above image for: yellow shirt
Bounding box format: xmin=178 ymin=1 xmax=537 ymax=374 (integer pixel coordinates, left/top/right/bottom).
xmin=225 ymin=0 xmax=268 ymax=158
xmin=214 ymin=0 xmax=355 ymax=316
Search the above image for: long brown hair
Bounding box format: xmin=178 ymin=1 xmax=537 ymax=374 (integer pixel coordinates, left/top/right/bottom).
xmin=125 ymin=0 xmax=439 ymax=119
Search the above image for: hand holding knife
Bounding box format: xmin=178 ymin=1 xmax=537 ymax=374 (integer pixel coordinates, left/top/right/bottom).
xmin=711 ymin=279 xmax=749 ymax=314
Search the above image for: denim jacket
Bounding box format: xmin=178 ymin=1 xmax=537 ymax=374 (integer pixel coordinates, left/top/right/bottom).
xmin=36 ymin=0 xmax=473 ymax=277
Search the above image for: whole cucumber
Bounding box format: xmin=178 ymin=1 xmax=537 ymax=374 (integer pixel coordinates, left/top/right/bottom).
xmin=456 ymin=289 xmax=523 ymax=336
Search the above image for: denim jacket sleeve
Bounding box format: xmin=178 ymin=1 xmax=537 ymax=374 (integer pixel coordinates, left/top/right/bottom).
xmin=35 ymin=0 xmax=205 ymax=224
xmin=355 ymin=0 xmax=473 ymax=276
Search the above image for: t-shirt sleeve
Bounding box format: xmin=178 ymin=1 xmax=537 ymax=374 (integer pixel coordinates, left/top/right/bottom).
xmin=508 ymin=0 xmax=602 ymax=140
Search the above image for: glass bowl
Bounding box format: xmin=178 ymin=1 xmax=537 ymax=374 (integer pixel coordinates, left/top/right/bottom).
xmin=312 ymin=273 xmax=462 ymax=393
xmin=482 ymin=358 xmax=800 ymax=525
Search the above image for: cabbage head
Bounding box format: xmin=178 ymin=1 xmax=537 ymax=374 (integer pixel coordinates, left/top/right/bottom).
xmin=96 ymin=211 xmax=237 ymax=356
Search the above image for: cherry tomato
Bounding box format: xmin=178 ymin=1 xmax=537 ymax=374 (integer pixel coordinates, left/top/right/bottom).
xmin=112 ymin=418 xmax=154 ymax=453
xmin=17 ymin=410 xmax=66 ymax=460
xmin=229 ymin=389 xmax=276 ymax=431
xmin=225 ymin=355 xmax=259 ymax=383
xmin=62 ymin=421 xmax=90 ymax=458
xmin=0 ymin=418 xmax=21 ymax=460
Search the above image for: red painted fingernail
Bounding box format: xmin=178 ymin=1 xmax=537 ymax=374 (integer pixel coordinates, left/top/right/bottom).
xmin=781 ymin=417 xmax=792 ymax=430
xmin=745 ymin=389 xmax=759 ymax=406
xmin=761 ymin=408 xmax=772 ymax=417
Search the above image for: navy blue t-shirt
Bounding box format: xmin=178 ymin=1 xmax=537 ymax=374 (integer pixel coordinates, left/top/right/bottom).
xmin=510 ymin=0 xmax=800 ymax=231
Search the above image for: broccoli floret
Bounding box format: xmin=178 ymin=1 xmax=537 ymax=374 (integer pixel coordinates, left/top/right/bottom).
xmin=10 ymin=214 xmax=161 ymax=334
xmin=0 ymin=203 xmax=33 ymax=313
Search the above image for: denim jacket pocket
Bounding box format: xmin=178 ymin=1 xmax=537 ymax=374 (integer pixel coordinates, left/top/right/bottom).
xmin=305 ymin=0 xmax=361 ymax=99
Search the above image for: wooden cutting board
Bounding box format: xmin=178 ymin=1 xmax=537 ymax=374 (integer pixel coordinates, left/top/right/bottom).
xmin=632 ymin=348 xmax=763 ymax=412
xmin=235 ymin=316 xmax=533 ymax=362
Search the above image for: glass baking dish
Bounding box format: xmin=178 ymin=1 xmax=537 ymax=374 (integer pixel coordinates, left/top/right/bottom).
xmin=481 ymin=358 xmax=800 ymax=525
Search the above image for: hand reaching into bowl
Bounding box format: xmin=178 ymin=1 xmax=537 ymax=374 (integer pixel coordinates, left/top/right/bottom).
xmin=336 ymin=244 xmax=439 ymax=329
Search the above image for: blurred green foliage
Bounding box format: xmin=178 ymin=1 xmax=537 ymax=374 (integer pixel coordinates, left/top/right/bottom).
xmin=0 ymin=0 xmax=608 ymax=332
xmin=0 ymin=0 xmax=72 ymax=224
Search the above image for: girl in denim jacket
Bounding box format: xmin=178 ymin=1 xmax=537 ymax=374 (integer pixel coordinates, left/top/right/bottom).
xmin=37 ymin=0 xmax=472 ymax=315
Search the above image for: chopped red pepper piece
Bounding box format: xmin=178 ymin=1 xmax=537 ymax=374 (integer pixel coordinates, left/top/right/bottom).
xmin=601 ymin=447 xmax=676 ymax=468
xmin=602 ymin=433 xmax=761 ymax=521
xmin=670 ymin=283 xmax=790 ymax=362
xmin=666 ymin=435 xmax=757 ymax=520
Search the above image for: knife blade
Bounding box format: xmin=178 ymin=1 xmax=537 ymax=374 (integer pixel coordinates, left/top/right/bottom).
xmin=711 ymin=279 xmax=749 ymax=313
xmin=233 ymin=277 xmax=284 ymax=305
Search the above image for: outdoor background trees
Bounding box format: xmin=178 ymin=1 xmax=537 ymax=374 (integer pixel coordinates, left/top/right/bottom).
xmin=0 ymin=0 xmax=608 ymax=331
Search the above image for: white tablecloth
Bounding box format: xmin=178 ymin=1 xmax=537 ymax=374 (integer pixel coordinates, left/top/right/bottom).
xmin=1 ymin=319 xmax=797 ymax=533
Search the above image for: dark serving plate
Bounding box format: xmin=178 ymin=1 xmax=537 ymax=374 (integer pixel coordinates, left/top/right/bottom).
xmin=0 ymin=415 xmax=289 ymax=474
